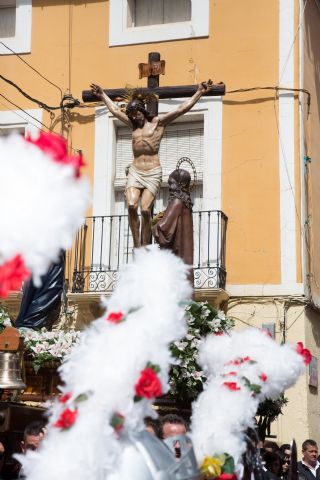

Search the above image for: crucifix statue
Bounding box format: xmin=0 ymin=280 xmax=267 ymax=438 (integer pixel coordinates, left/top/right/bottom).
xmin=85 ymin=53 xmax=225 ymax=248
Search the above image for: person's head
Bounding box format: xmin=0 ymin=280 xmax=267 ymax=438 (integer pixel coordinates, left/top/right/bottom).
xmin=264 ymin=440 xmax=280 ymax=453
xmin=160 ymin=414 xmax=187 ymax=439
xmin=302 ymin=439 xmax=318 ymax=467
xmin=279 ymin=445 xmax=291 ymax=474
xmin=144 ymin=416 xmax=160 ymax=438
xmin=168 ymin=169 xmax=191 ymax=194
xmin=279 ymin=443 xmax=291 ymax=472
xmin=21 ymin=421 xmax=46 ymax=453
xmin=263 ymin=451 xmax=281 ymax=476
xmin=126 ymin=99 xmax=153 ymax=129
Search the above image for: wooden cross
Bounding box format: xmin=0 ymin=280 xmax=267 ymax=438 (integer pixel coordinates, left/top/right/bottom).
xmin=138 ymin=52 xmax=166 ymax=115
xmin=82 ymin=51 xmax=225 ymax=111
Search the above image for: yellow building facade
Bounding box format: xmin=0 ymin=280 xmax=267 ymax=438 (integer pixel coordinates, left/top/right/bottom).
xmin=1 ymin=0 xmax=320 ymax=449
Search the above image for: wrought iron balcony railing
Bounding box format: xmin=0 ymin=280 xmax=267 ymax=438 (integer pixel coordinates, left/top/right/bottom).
xmin=69 ymin=210 xmax=227 ymax=293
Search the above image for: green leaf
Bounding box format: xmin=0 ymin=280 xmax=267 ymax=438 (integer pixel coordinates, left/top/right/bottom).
xmin=249 ymin=383 xmax=262 ymax=394
xmin=128 ymin=306 xmax=142 ymax=315
xmin=223 ymin=454 xmax=235 ymax=473
xmin=33 ymin=362 xmax=41 ymax=374
xmin=242 ymin=377 xmax=261 ymax=394
xmin=75 ymin=393 xmax=89 ymax=403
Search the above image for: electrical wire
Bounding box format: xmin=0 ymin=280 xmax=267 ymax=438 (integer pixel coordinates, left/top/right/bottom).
xmin=0 ymin=93 xmax=51 ymax=130
xmin=0 ymin=41 xmax=63 ymax=97
xmin=0 ymin=74 xmax=60 ymax=112
xmin=0 ymin=98 xmax=43 ymax=132
xmin=226 ymin=86 xmax=311 ymax=115
xmin=0 ymin=96 xmax=82 ymax=156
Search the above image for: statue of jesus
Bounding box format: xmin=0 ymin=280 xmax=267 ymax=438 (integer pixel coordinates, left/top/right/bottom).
xmin=90 ymin=81 xmax=213 ymax=248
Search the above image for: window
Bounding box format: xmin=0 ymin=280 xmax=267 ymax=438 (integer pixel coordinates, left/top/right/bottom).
xmin=0 ymin=0 xmax=16 ymax=38
xmin=127 ymin=0 xmax=191 ymax=27
xmin=0 ymin=0 xmax=32 ymax=55
xmin=0 ymin=109 xmax=42 ymax=137
xmin=0 ymin=125 xmax=25 ymax=136
xmin=109 ymin=0 xmax=209 ymax=46
xmin=114 ymin=120 xmax=203 ymax=188
xmin=114 ymin=119 xmax=204 ymax=214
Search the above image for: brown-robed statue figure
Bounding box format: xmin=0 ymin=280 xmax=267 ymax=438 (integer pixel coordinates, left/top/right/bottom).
xmin=90 ymin=81 xmax=213 ymax=248
xmin=152 ymin=168 xmax=194 ymax=284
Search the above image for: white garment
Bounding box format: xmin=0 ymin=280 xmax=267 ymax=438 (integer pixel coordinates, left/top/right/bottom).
xmin=302 ymin=460 xmax=320 ymax=477
xmin=126 ymin=164 xmax=162 ymax=197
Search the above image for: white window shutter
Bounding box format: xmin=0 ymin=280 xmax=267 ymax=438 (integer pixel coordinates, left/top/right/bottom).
xmin=130 ymin=0 xmax=191 ymax=27
xmin=114 ymin=121 xmax=203 ymax=188
xmin=0 ymin=1 xmax=16 ymax=38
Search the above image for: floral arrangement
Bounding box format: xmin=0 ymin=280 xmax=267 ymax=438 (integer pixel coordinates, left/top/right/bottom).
xmin=0 ymin=131 xmax=89 ymax=297
xmin=0 ymin=308 xmax=81 ymax=372
xmin=22 ymin=328 xmax=82 ymax=373
xmin=0 ymin=306 xmax=13 ymax=333
xmin=170 ymin=301 xmax=235 ymax=400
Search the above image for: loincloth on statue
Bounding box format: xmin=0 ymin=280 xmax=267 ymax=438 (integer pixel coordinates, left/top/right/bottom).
xmin=126 ymin=164 xmax=162 ymax=197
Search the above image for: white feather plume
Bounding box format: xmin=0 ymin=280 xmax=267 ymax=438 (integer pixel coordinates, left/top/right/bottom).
xmin=0 ymin=134 xmax=90 ymax=285
xmin=191 ymin=328 xmax=306 ymax=465
xmin=19 ymin=246 xmax=192 ymax=480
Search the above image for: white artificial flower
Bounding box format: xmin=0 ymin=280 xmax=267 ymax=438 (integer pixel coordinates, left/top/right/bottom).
xmin=174 ymin=341 xmax=188 ymax=351
xmin=217 ymin=310 xmax=226 ymax=321
xmin=191 ymin=338 xmax=202 ymax=348
xmin=191 ymin=370 xmax=204 ymax=379
xmin=186 ymin=333 xmax=195 ymax=341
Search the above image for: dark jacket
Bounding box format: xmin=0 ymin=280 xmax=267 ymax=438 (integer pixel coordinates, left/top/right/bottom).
xmin=298 ymin=461 xmax=320 ymax=480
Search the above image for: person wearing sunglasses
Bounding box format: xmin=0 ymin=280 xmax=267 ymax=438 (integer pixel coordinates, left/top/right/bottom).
xmin=279 ymin=444 xmax=291 ymax=479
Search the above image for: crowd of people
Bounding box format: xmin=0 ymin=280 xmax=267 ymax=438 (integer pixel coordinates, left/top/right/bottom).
xmin=0 ymin=421 xmax=46 ymax=479
xmin=146 ymin=414 xmax=320 ymax=480
xmin=0 ymin=413 xmax=318 ymax=479
xmin=261 ymin=438 xmax=320 ymax=480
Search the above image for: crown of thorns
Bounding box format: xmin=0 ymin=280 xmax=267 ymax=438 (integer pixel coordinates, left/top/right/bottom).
xmin=122 ymin=87 xmax=158 ymax=114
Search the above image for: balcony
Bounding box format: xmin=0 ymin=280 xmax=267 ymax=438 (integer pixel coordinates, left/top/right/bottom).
xmin=69 ymin=210 xmax=228 ymax=296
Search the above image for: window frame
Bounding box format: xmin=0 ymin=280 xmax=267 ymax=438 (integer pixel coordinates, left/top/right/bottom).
xmin=0 ymin=108 xmax=42 ymax=135
xmin=109 ymin=0 xmax=209 ymax=47
xmin=92 ymin=96 xmax=223 ymax=217
xmin=0 ymin=0 xmax=32 ymax=55
xmin=114 ymin=118 xmax=204 ymax=189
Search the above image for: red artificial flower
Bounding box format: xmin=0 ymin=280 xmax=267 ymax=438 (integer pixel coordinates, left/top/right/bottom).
xmin=214 ymin=332 xmax=223 ymax=336
xmin=259 ymin=373 xmax=268 ymax=382
xmin=59 ymin=392 xmax=72 ymax=404
xmin=54 ymin=408 xmax=78 ymax=430
xmin=223 ymin=371 xmax=237 ymax=377
xmin=26 ymin=131 xmax=84 ymax=178
xmin=296 ymin=342 xmax=312 ymax=366
xmin=219 ymin=473 xmax=237 ymax=480
xmin=242 ymin=356 xmax=252 ymax=363
xmin=223 ymin=382 xmax=241 ymax=391
xmin=226 ymin=359 xmax=241 ymax=366
xmin=135 ymin=367 xmax=162 ymax=399
xmin=0 ymin=254 xmax=30 ymax=298
xmin=65 ymin=153 xmax=85 ymax=179
xmin=106 ymin=311 xmax=124 ymax=324
xmin=26 ymin=131 xmax=68 ymax=161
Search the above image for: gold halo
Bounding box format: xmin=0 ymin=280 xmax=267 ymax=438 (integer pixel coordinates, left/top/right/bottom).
xmin=175 ymin=156 xmax=197 ymax=191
